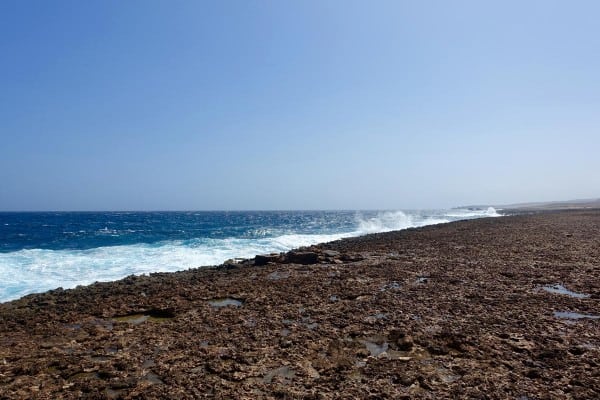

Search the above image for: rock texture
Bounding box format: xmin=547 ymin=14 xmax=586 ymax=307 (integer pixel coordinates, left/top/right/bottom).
xmin=1 ymin=210 xmax=600 ymax=399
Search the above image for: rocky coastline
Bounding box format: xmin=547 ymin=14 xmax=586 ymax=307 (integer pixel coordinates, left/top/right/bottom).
xmin=1 ymin=209 xmax=599 ymax=399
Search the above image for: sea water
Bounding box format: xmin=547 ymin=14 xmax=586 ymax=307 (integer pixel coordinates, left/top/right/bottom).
xmin=0 ymin=208 xmax=500 ymax=302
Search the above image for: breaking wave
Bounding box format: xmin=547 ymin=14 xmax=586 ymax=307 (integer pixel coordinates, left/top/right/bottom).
xmin=0 ymin=208 xmax=501 ymax=302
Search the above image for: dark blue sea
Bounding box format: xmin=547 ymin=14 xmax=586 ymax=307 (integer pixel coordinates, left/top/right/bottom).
xmin=0 ymin=208 xmax=500 ymax=302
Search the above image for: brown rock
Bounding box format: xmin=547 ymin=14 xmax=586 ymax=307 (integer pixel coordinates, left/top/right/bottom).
xmin=254 ymin=253 xmax=281 ymax=266
xmin=323 ymin=250 xmax=340 ymax=258
xmin=2 ymin=210 xmax=600 ymax=398
xmin=285 ymin=251 xmax=319 ymax=265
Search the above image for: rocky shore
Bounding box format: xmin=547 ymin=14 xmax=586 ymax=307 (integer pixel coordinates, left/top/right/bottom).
xmin=1 ymin=210 xmax=599 ymax=399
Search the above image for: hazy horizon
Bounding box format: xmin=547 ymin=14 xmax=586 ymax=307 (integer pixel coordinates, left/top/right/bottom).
xmin=1 ymin=196 xmax=599 ymax=213
xmin=2 ymin=1 xmax=599 ymax=211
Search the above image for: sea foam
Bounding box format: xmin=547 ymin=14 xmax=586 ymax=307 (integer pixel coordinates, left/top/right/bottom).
xmin=0 ymin=208 xmax=499 ymax=302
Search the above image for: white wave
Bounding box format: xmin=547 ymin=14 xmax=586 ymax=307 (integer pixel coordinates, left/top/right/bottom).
xmin=355 ymin=211 xmax=450 ymax=234
xmin=486 ymin=207 xmax=501 ymax=216
xmin=0 ymin=232 xmax=359 ymax=302
xmin=0 ymin=209 xmax=499 ymax=303
xmin=356 ymin=211 xmax=414 ymax=233
xmin=444 ymin=207 xmax=500 ymax=218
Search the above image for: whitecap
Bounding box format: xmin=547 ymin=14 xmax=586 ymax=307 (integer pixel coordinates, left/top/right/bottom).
xmin=445 ymin=207 xmax=500 ymax=218
xmin=0 ymin=209 xmax=502 ymax=303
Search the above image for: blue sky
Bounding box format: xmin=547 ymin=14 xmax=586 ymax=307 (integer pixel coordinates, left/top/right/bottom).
xmin=1 ymin=0 xmax=599 ymax=211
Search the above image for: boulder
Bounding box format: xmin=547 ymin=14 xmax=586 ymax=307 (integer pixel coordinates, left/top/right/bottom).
xmin=323 ymin=250 xmax=340 ymax=258
xmin=340 ymin=253 xmax=364 ymax=262
xmin=286 ymin=251 xmax=319 ymax=265
xmin=254 ymin=253 xmax=281 ymax=266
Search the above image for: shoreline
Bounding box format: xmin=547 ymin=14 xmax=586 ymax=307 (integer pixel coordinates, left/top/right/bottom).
xmin=1 ymin=209 xmax=599 ymax=398
xmin=0 ymin=208 xmax=499 ymax=304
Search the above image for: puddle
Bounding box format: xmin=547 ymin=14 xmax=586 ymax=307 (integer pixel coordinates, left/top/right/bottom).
xmin=68 ymin=371 xmax=99 ymax=381
xmin=143 ymin=372 xmax=164 ymax=385
xmin=361 ymin=339 xmax=414 ymax=360
xmin=416 ymin=277 xmax=429 ymax=284
xmin=263 ymin=366 xmax=295 ymax=383
xmin=357 ymin=336 xmax=429 ymax=361
xmin=360 ymin=339 xmax=414 ymax=360
xmin=329 ymin=295 xmax=339 ymax=302
xmin=66 ymin=319 xmax=113 ymax=331
xmin=542 ymin=284 xmax=590 ymax=299
xmin=365 ymin=313 xmax=387 ymax=324
xmin=436 ymin=367 xmax=460 ymax=383
xmin=113 ymin=314 xmax=149 ymax=325
xmin=113 ymin=309 xmax=175 ymax=325
xmin=209 ymin=298 xmax=243 ymax=307
xmin=90 ymin=319 xmax=114 ymax=331
xmin=554 ymin=311 xmax=600 ymax=320
xmin=380 ymin=281 xmax=401 ymax=291
xmin=113 ymin=314 xmax=173 ymax=325
xmin=363 ymin=340 xmax=389 ymax=356
xmin=267 ymin=271 xmax=290 ymax=281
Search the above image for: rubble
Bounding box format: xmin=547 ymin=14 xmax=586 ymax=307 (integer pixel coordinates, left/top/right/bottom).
xmin=1 ymin=210 xmax=599 ymax=398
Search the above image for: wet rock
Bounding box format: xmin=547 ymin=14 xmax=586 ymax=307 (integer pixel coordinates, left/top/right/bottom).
xmin=525 ymin=369 xmax=542 ymax=379
xmin=267 ymin=271 xmax=290 ymax=281
xmin=208 ymin=298 xmax=243 ymax=307
xmin=389 ymin=330 xmax=414 ymax=351
xmin=222 ymin=259 xmax=243 ymax=269
xmin=380 ymin=281 xmax=401 ymax=291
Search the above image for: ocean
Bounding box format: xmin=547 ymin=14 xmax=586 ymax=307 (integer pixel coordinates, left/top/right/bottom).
xmin=0 ymin=208 xmax=500 ymax=302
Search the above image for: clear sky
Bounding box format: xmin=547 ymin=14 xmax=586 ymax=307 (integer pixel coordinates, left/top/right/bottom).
xmin=1 ymin=0 xmax=599 ymax=211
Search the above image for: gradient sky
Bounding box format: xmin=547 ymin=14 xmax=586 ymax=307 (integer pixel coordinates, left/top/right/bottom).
xmin=1 ymin=0 xmax=599 ymax=211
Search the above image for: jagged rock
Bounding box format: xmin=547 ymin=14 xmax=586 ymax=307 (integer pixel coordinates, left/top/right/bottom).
xmin=222 ymin=259 xmax=240 ymax=269
xmin=285 ymin=251 xmax=319 ymax=265
xmin=322 ymin=250 xmax=340 ymax=258
xmin=254 ymin=253 xmax=281 ymax=266
xmin=1 ymin=211 xmax=600 ymax=398
xmin=339 ymin=253 xmax=364 ymax=262
xmin=389 ymin=329 xmax=413 ymax=351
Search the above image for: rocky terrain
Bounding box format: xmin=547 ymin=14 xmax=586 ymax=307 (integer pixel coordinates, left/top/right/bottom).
xmin=1 ymin=210 xmax=599 ymax=399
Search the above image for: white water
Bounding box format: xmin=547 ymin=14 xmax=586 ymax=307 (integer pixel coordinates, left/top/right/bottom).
xmin=444 ymin=207 xmax=501 ymax=218
xmin=0 ymin=208 xmax=499 ymax=302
